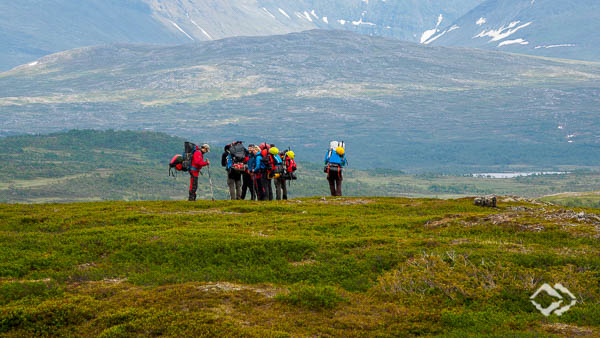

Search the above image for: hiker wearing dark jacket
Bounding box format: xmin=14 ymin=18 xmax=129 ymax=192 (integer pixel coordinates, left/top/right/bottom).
xmin=223 ymin=143 xmax=243 ymax=200
xmin=241 ymin=144 xmax=256 ymax=200
xmin=189 ymin=144 xmax=210 ymax=201
xmin=324 ymin=147 xmax=346 ymax=197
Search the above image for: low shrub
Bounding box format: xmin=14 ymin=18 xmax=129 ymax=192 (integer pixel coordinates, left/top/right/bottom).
xmin=277 ymin=283 xmax=345 ymax=310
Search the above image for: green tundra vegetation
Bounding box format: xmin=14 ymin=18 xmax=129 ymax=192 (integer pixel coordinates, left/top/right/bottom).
xmin=539 ymin=192 xmax=600 ymax=209
xmin=2 ymin=129 xmax=600 ymax=204
xmin=0 ymin=197 xmax=598 ymax=336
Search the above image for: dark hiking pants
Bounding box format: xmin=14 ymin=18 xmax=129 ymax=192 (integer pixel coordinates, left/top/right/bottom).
xmin=266 ymin=179 xmax=273 ymax=201
xmin=327 ymin=169 xmax=343 ymax=197
xmin=241 ymin=172 xmax=255 ymax=200
xmin=275 ymin=178 xmax=287 ymax=200
xmin=189 ymin=174 xmax=199 ymax=201
xmin=257 ymin=175 xmax=269 ymax=201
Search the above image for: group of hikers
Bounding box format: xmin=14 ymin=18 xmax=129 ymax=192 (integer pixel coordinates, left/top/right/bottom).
xmin=169 ymin=141 xmax=347 ymax=201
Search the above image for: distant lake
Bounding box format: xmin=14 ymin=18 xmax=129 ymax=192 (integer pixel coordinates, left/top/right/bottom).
xmin=471 ymin=172 xmax=569 ymax=179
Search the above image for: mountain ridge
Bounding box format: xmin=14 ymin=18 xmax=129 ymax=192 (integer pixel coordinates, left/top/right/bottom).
xmin=0 ymin=0 xmax=485 ymax=71
xmin=2 ymin=30 xmax=599 ymax=170
xmin=427 ymin=0 xmax=600 ymax=61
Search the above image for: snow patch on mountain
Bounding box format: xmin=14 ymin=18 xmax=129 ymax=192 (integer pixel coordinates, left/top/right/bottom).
xmin=423 ymin=25 xmax=459 ymax=45
xmin=352 ymin=18 xmax=376 ymax=26
xmin=535 ymin=44 xmax=576 ymax=49
xmin=420 ymin=14 xmax=444 ymax=44
xmin=190 ymin=20 xmax=212 ymax=40
xmin=476 ymin=17 xmax=486 ymax=26
xmin=338 ymin=19 xmax=346 ymax=25
xmin=322 ymin=17 xmax=328 ymax=24
xmin=311 ymin=10 xmax=318 ymax=19
xmin=498 ymin=38 xmax=528 ymax=47
xmin=169 ymin=20 xmax=194 ymax=41
xmin=262 ymin=8 xmax=275 ymax=19
xmin=278 ymin=8 xmax=290 ymax=19
xmin=303 ymin=11 xmax=313 ymax=22
xmin=474 ymin=21 xmax=532 ymax=42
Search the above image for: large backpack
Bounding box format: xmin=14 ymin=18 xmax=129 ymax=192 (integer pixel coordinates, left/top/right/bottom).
xmin=181 ymin=141 xmax=197 ymax=172
xmin=265 ymin=154 xmax=284 ymax=179
xmin=283 ymin=153 xmax=297 ymax=180
xmin=327 ymin=141 xmax=345 ymax=161
xmin=229 ymin=142 xmax=246 ymax=163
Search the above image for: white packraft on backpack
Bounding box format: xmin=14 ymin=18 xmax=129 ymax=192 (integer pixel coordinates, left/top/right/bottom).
xmin=327 ymin=140 xmax=345 ymax=160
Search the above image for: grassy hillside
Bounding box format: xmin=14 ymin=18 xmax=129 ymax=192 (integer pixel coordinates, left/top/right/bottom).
xmin=3 ymin=130 xmax=600 ymax=203
xmin=0 ymin=197 xmax=598 ymax=336
xmin=540 ymin=191 xmax=600 ymax=209
xmin=2 ymin=30 xmax=599 ymax=170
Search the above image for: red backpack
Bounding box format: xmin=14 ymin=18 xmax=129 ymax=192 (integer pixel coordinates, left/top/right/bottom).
xmin=285 ymin=156 xmax=296 ymax=173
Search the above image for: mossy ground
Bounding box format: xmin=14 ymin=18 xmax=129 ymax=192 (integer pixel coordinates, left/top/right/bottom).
xmin=1 ymin=197 xmax=599 ymax=336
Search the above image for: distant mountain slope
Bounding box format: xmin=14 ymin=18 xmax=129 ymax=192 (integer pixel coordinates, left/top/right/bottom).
xmin=426 ymin=0 xmax=600 ymax=61
xmin=0 ymin=0 xmax=188 ymax=71
xmin=1 ymin=30 xmax=599 ymax=170
xmin=0 ymin=0 xmax=483 ymax=71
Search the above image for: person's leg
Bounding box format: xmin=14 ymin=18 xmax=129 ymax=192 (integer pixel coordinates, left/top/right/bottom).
xmin=250 ymin=175 xmax=256 ymax=200
xmin=267 ymin=179 xmax=273 ymax=201
xmin=275 ymin=179 xmax=282 ymax=200
xmin=281 ymin=178 xmax=288 ymax=200
xmin=241 ymin=173 xmax=250 ymax=200
xmin=189 ymin=174 xmax=198 ymax=201
xmin=328 ymin=176 xmax=336 ymax=196
xmin=260 ymin=176 xmax=269 ymax=201
xmin=336 ymin=170 xmax=343 ymax=196
xmin=227 ymin=177 xmax=236 ymax=200
xmin=336 ymin=177 xmax=343 ymax=196
xmin=253 ymin=174 xmax=262 ymax=201
xmin=235 ymin=178 xmax=242 ymax=200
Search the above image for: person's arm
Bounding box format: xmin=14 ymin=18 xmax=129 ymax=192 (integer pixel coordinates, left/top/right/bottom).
xmin=324 ymin=151 xmax=329 ymax=165
xmin=195 ymin=152 xmax=209 ymax=168
xmin=221 ymin=152 xmax=228 ymax=167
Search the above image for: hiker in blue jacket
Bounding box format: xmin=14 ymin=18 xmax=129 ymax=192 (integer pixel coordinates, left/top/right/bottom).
xmin=324 ymin=145 xmax=347 ymax=196
xmin=253 ymin=147 xmax=268 ymax=201
xmin=241 ymin=144 xmax=256 ymax=200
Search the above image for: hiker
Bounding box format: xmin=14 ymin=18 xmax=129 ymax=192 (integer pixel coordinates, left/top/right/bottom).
xmin=252 ymin=146 xmax=267 ymax=200
xmin=324 ymin=142 xmax=346 ymax=196
xmin=241 ymin=144 xmax=256 ymax=200
xmin=276 ymin=149 xmax=297 ymax=200
xmin=273 ymin=148 xmax=287 ymax=200
xmin=259 ymin=143 xmax=273 ymax=201
xmin=222 ymin=141 xmax=245 ymax=200
xmin=189 ymin=144 xmax=210 ymax=201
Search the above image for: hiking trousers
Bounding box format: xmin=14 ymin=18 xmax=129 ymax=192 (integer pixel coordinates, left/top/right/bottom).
xmin=275 ymin=178 xmax=287 ymax=200
xmin=227 ymin=177 xmax=242 ymax=200
xmin=327 ymin=169 xmax=343 ymax=196
xmin=266 ymin=179 xmax=273 ymax=201
xmin=189 ymin=174 xmax=199 ymax=201
xmin=257 ymin=175 xmax=269 ymax=201
xmin=241 ymin=172 xmax=255 ymax=200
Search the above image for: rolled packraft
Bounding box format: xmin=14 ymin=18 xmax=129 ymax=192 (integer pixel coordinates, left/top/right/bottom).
xmin=169 ymin=154 xmax=184 ymax=177
xmin=230 ymin=162 xmax=246 ymax=172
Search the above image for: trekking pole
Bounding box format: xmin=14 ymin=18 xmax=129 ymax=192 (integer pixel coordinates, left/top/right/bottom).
xmin=207 ymin=165 xmax=215 ymax=201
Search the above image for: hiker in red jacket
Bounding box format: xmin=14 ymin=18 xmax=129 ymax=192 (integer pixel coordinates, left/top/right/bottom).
xmin=189 ymin=144 xmax=211 ymax=201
